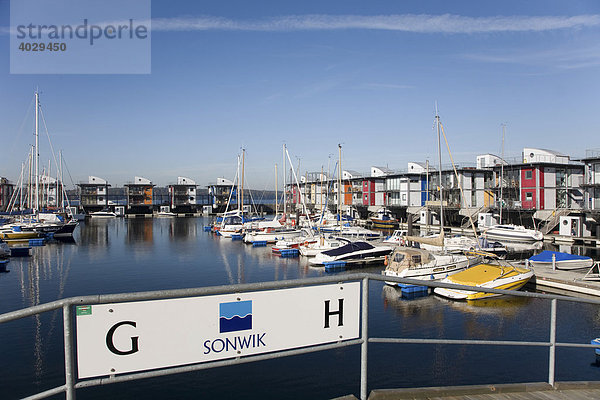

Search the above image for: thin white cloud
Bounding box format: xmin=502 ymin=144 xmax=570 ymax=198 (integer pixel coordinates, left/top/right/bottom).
xmin=3 ymin=14 xmax=599 ymax=35
xmin=151 ymin=14 xmax=600 ymax=33
xmin=463 ymin=45 xmax=600 ymax=70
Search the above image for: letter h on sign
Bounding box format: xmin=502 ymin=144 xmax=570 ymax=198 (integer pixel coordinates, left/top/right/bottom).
xmin=324 ymin=299 xmax=344 ymax=328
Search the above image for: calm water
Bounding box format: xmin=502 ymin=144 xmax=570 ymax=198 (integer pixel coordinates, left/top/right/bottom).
xmin=1 ymin=217 xmax=600 ymax=399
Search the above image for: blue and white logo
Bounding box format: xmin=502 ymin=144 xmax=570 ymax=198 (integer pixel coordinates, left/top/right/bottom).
xmin=219 ymin=300 xmax=252 ymax=333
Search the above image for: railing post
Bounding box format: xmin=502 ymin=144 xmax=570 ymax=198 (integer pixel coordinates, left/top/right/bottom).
xmin=548 ymin=298 xmax=557 ymax=387
xmin=64 ymin=304 xmax=76 ymax=400
xmin=360 ymin=276 xmax=369 ymax=400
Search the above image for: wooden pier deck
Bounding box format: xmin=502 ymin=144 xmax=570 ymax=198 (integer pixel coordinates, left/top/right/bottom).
xmin=362 ymin=382 xmax=600 ymax=399
xmin=529 ymin=262 xmax=600 ymax=298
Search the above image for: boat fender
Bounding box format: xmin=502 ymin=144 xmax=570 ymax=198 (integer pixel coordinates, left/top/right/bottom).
xmin=384 ymin=255 xmax=388 ymax=266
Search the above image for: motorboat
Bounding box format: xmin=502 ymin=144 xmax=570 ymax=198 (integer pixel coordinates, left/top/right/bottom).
xmin=383 ymin=247 xmax=481 ymax=283
xmin=434 ymin=260 xmax=534 ymax=300
xmin=272 ymin=232 xmax=317 ymax=254
xmin=319 ymin=225 xmax=382 ymax=241
xmin=419 ymin=234 xmax=478 ymax=253
xmin=417 ymin=235 xmax=507 ymax=258
xmin=0 ymin=225 xmax=42 ymax=240
xmin=299 ymin=236 xmax=351 ymax=257
xmin=243 ymin=228 xmax=303 ymax=244
xmin=482 ymin=224 xmax=543 ymax=242
xmin=529 ymin=250 xmax=594 ymax=270
xmin=89 ymin=209 xmax=117 ymax=218
xmin=310 ymin=241 xmax=392 ymax=266
xmin=157 ymin=211 xmax=177 ymax=217
xmin=369 ymin=208 xmax=399 ymax=229
xmin=383 ymin=230 xmax=408 ymax=245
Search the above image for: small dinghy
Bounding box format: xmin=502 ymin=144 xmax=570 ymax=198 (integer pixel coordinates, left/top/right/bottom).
xmin=528 ymin=250 xmax=594 ymax=270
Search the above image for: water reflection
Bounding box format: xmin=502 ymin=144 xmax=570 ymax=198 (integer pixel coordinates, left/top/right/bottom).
xmin=11 ymin=242 xmax=76 ymax=383
xmin=127 ymin=218 xmax=154 ymax=244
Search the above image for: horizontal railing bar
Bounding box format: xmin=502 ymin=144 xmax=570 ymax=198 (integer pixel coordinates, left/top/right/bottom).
xmin=21 ymin=384 xmax=66 ymax=400
xmin=75 ymin=339 xmax=363 ymax=389
xmin=369 ymin=338 xmax=550 ymax=347
xmin=557 ymin=342 xmax=600 ymax=349
xmin=0 ymin=299 xmax=67 ymax=324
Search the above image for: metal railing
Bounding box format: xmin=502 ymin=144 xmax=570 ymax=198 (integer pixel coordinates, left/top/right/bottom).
xmin=2 ymin=273 xmax=600 ymax=400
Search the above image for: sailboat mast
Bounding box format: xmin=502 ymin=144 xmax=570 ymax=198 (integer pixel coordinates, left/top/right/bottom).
xmin=236 ymin=154 xmax=241 ymax=209
xmin=275 ymin=164 xmax=278 ymax=216
xmin=320 ymin=165 xmax=324 ymax=211
xmin=283 ymin=144 xmax=287 ymax=219
xmin=59 ymin=150 xmax=63 ymax=209
xmin=435 ymin=105 xmax=444 ymax=235
xmin=28 ymin=147 xmax=33 ymax=209
xmin=499 ymin=124 xmax=505 ymax=224
xmin=241 ymin=148 xmax=245 ymax=216
xmin=337 ymin=144 xmax=342 ymax=226
xmin=35 ymin=91 xmax=40 ymax=212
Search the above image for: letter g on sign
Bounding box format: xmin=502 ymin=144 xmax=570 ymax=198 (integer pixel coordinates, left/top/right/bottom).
xmin=106 ymin=321 xmax=139 ymax=355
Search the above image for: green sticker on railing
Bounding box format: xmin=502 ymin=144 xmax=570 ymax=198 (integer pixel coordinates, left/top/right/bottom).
xmin=76 ymin=305 xmax=92 ymax=316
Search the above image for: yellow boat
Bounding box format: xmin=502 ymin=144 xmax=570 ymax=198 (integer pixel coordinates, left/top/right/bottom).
xmin=0 ymin=227 xmax=41 ymax=240
xmin=433 ymin=261 xmax=534 ymax=300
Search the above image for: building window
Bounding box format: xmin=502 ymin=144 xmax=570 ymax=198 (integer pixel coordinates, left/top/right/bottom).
xmin=525 ymin=192 xmax=533 ymax=201
xmin=525 ymin=170 xmax=533 ymax=180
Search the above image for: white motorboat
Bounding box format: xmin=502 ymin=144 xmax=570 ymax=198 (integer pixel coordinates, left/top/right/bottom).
xmin=310 ymin=241 xmax=392 ymax=266
xmin=482 ymin=224 xmax=543 ymax=242
xmin=89 ymin=209 xmax=117 ymax=218
xmin=299 ymin=236 xmax=351 ymax=257
xmin=157 ymin=211 xmax=177 ymax=217
xmin=243 ymin=228 xmax=303 ymax=244
xmin=383 ymin=247 xmax=481 ymax=283
xmin=383 ymin=230 xmax=408 ymax=245
xmin=434 ymin=260 xmax=534 ymax=300
xmin=319 ymin=225 xmax=382 ymax=241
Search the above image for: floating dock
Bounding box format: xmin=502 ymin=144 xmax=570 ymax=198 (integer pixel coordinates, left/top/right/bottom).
xmin=528 ymin=263 xmax=600 ymax=298
xmin=279 ymin=248 xmax=299 ymax=258
xmin=324 ymin=261 xmax=347 ymax=272
xmin=396 ymin=283 xmax=429 ymax=298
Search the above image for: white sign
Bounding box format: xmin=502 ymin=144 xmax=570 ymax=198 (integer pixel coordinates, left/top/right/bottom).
xmin=76 ymin=283 xmax=360 ymax=378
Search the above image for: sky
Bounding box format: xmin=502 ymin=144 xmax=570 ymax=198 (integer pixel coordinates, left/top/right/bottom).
xmin=1 ymin=0 xmax=600 ymax=190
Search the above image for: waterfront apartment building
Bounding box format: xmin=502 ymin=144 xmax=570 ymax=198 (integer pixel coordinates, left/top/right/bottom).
xmin=77 ymin=176 xmax=111 ymax=211
xmin=207 ymin=178 xmax=237 ymax=209
xmin=576 ymin=150 xmax=600 ymax=211
xmin=167 ymin=176 xmax=197 ymax=213
xmin=124 ymin=176 xmax=154 ymax=214
xmin=386 ymin=162 xmax=431 ymax=207
xmin=490 ymin=148 xmax=584 ymax=210
xmin=0 ymin=177 xmax=14 ymax=212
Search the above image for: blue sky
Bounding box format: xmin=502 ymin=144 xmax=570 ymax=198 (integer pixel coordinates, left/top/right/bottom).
xmin=1 ymin=0 xmax=600 ymax=189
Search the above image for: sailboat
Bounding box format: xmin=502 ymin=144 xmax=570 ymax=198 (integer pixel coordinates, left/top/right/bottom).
xmin=385 ymin=107 xmax=475 ymax=281
xmin=3 ymin=92 xmax=78 ymax=239
xmin=218 ymin=150 xmax=248 ymax=238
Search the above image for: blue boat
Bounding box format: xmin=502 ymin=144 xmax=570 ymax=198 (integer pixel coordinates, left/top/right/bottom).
xmin=529 ymin=251 xmax=594 ymax=270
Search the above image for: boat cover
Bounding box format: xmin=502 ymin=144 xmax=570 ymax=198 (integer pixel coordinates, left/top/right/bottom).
xmin=529 ymin=250 xmax=591 ymax=262
xmin=323 ymin=241 xmax=374 ymax=256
